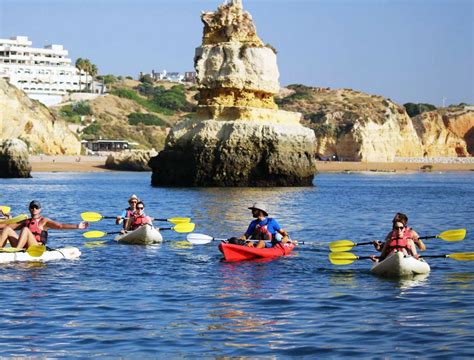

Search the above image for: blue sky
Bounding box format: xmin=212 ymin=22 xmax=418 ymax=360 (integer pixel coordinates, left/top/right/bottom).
xmin=0 ymin=0 xmax=472 ymax=106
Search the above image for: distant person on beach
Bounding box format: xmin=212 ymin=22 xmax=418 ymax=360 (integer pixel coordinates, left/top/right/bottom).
xmin=373 ymin=212 xmax=425 ymax=252
xmin=122 ymin=201 xmax=153 ymax=232
xmin=371 ymin=213 xmax=421 ymax=262
xmin=0 ymin=200 xmax=88 ymax=249
xmin=116 ymin=194 xmax=139 ymax=227
xmin=238 ymin=202 xmax=290 ymax=249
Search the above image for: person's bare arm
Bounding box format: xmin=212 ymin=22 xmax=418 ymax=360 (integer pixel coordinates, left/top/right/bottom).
xmin=43 ymin=218 xmax=88 ymax=230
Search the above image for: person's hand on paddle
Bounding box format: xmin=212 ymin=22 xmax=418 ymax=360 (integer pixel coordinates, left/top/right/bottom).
xmin=0 ymin=209 xmax=11 ymax=219
xmin=372 ymin=240 xmax=383 ymax=251
xmin=369 ymin=254 xmax=379 ymax=262
xmin=78 ymin=221 xmax=89 ymax=230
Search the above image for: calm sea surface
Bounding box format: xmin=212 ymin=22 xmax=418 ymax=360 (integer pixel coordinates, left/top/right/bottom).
xmin=0 ymin=171 xmax=473 ymax=358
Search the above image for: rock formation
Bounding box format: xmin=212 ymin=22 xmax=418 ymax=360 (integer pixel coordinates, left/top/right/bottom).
xmin=105 ymin=150 xmax=158 ymax=171
xmin=0 ymin=138 xmax=32 ymax=178
xmin=0 ymin=78 xmax=81 ymax=155
xmin=150 ymin=0 xmax=317 ymax=186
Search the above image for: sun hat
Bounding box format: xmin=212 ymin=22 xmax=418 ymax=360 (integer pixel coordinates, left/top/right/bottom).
xmin=248 ymin=202 xmax=269 ymax=217
xmin=128 ymin=194 xmax=139 ymax=202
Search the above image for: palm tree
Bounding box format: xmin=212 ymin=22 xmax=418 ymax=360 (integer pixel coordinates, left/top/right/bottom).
xmin=75 ymin=58 xmax=85 ymax=91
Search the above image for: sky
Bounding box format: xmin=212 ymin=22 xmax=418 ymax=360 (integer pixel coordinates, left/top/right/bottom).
xmin=0 ymin=0 xmax=472 ymax=106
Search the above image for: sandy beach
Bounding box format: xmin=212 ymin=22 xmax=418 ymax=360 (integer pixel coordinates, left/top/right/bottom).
xmin=29 ymin=155 xmax=474 ymax=173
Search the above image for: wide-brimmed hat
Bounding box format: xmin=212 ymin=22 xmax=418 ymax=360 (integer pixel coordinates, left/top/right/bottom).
xmin=248 ymin=202 xmax=269 ymax=217
xmin=128 ymin=194 xmax=139 ymax=202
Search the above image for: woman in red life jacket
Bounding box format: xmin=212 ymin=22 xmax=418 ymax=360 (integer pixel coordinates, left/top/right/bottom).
xmin=116 ymin=194 xmax=139 ymax=227
xmin=123 ymin=201 xmax=153 ymax=232
xmin=377 ymin=218 xmax=419 ymax=261
xmin=0 ymin=200 xmax=88 ymax=250
xmin=238 ymin=202 xmax=290 ymax=249
xmin=373 ymin=213 xmax=426 ymax=252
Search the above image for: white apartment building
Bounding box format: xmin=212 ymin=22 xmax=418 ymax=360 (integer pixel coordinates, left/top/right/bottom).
xmin=0 ymin=36 xmax=97 ymax=106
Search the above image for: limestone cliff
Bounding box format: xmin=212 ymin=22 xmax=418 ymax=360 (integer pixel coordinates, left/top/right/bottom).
xmin=150 ymin=0 xmax=317 ymax=186
xmin=412 ymin=107 xmax=474 ymax=157
xmin=0 ymin=138 xmax=32 ymax=178
xmin=279 ymin=86 xmax=423 ymax=161
xmin=0 ymin=78 xmax=81 ymax=155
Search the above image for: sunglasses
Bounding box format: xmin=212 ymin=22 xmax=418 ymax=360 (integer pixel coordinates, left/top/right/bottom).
xmin=29 ymin=205 xmax=40 ymax=210
xmin=136 ymin=207 xmax=144 ymax=210
xmin=394 ymin=226 xmax=405 ymax=230
xmin=130 ymin=200 xmax=138 ymax=204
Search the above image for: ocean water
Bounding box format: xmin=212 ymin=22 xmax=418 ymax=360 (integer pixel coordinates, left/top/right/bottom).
xmin=0 ymin=172 xmax=473 ymax=358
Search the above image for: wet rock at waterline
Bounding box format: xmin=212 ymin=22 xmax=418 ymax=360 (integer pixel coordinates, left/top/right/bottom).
xmin=0 ymin=138 xmax=32 ymax=178
xmin=105 ymin=150 xmax=157 ymax=171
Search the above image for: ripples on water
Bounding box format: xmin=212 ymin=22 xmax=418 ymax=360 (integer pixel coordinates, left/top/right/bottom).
xmin=0 ymin=172 xmax=473 ymax=357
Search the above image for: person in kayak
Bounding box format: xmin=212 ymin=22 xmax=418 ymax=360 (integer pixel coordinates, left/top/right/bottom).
xmin=116 ymin=194 xmax=140 ymax=227
xmin=238 ymin=202 xmax=290 ymax=249
xmin=373 ymin=213 xmax=426 ymax=252
xmin=0 ymin=200 xmax=88 ymax=250
xmin=376 ymin=217 xmax=419 ymax=261
xmin=123 ymin=201 xmax=153 ymax=232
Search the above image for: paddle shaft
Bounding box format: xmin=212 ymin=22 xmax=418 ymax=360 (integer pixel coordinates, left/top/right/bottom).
xmin=102 ymin=215 xmax=180 ymax=222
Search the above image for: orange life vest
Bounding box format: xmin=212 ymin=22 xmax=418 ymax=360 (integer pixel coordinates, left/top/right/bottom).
xmin=25 ymin=217 xmax=48 ymax=244
xmin=386 ymin=227 xmax=414 ymax=255
xmin=130 ymin=214 xmax=151 ymax=231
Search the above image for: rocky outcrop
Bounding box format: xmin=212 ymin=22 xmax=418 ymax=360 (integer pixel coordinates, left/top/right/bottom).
xmin=150 ymin=0 xmax=317 ymax=186
xmin=0 ymin=138 xmax=32 ymax=178
xmin=105 ymin=150 xmax=157 ymax=171
xmin=150 ymin=119 xmax=316 ymax=186
xmin=0 ymin=78 xmax=81 ymax=155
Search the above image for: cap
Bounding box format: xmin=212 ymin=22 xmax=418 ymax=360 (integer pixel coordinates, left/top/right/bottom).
xmin=29 ymin=200 xmax=41 ymax=209
xmin=248 ymin=202 xmax=269 ymax=217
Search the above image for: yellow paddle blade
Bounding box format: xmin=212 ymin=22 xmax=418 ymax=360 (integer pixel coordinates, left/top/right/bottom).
xmin=0 ymin=214 xmax=28 ymax=224
xmin=329 ymin=240 xmax=356 ymax=252
xmin=438 ymin=229 xmax=466 ymax=242
xmin=172 ymin=223 xmax=195 ymax=233
xmin=168 ymin=217 xmax=191 ymax=224
xmin=0 ymin=205 xmax=11 ymax=214
xmin=27 ymin=244 xmax=46 ymax=257
xmin=83 ymin=230 xmax=108 ymax=239
xmin=329 ymin=252 xmax=359 ymax=265
xmin=447 ymin=252 xmax=474 ymax=261
xmin=81 ymin=212 xmax=104 ymax=222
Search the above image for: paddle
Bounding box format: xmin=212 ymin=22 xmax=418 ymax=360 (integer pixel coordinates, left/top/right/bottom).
xmin=186 ymin=233 xmax=227 ymax=245
xmin=81 ymin=211 xmax=191 ymax=225
xmin=0 ymin=244 xmax=46 ymax=257
xmin=329 ymin=251 xmax=474 ymax=265
xmin=0 ymin=214 xmax=28 ymax=225
xmin=83 ymin=222 xmax=196 ymax=239
xmin=0 ymin=206 xmax=11 ymax=215
xmin=329 ymin=229 xmax=467 ymax=253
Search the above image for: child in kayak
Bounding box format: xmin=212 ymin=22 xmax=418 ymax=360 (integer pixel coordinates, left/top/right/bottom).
xmin=373 ymin=212 xmax=426 ymax=252
xmin=239 ymin=202 xmax=290 ymax=249
xmin=123 ymin=201 xmax=153 ymax=232
xmin=116 ymin=194 xmax=140 ymax=227
xmin=376 ymin=216 xmax=419 ymax=261
xmin=0 ymin=200 xmax=88 ymax=250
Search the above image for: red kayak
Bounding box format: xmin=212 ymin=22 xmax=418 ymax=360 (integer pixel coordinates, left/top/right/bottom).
xmin=218 ymin=242 xmax=296 ymax=262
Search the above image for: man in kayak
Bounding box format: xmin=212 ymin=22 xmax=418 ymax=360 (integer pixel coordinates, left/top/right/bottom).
xmin=373 ymin=213 xmax=426 ymax=252
xmin=123 ymin=201 xmax=153 ymax=232
xmin=239 ymin=202 xmax=290 ymax=249
xmin=0 ymin=200 xmax=88 ymax=250
xmin=116 ymin=194 xmax=139 ymax=227
xmin=376 ymin=216 xmax=419 ymax=261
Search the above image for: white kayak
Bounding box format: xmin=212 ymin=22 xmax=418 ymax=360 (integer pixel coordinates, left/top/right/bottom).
xmin=0 ymin=246 xmax=81 ymax=264
xmin=371 ymin=251 xmax=431 ymax=278
xmin=114 ymin=224 xmax=163 ymax=245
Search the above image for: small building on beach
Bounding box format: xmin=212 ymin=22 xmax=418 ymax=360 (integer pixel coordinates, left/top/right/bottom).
xmin=81 ymin=140 xmax=138 ymax=154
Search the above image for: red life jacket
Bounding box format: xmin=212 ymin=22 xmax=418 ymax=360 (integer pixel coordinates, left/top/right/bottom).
xmin=130 ymin=214 xmax=150 ymax=231
xmin=25 ymin=217 xmax=48 ymax=244
xmin=386 ymin=227 xmax=414 ymax=255
xmin=251 ymin=218 xmax=273 ymax=241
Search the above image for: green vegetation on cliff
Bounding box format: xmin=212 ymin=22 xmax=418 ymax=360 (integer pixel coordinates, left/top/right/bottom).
xmin=404 ymin=102 xmax=437 ymax=117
